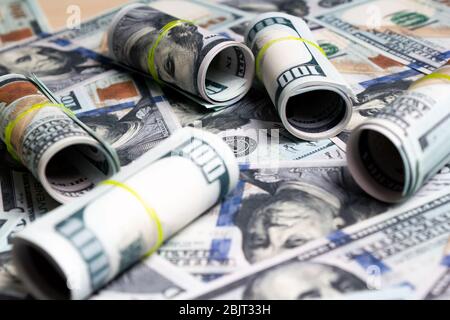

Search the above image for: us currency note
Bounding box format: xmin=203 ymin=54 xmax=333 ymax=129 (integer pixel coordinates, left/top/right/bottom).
xmin=417 ymin=237 xmax=450 ymax=299
xmin=0 ymin=37 xmax=112 ymax=93
xmin=0 ymin=0 xmax=50 ymax=49
xmin=167 ymin=87 xmax=345 ymax=165
xmin=311 ymin=0 xmax=450 ymax=73
xmin=245 ymin=12 xmax=353 ymax=140
xmin=0 ymin=74 xmax=119 ymax=203
xmin=58 ymin=70 xmax=180 ymax=166
xmin=0 ymin=262 xmax=28 ymax=300
xmin=182 ymin=187 xmax=450 ymax=299
xmin=347 ymin=62 xmax=450 ymax=203
xmin=12 ymin=127 xmax=239 ymax=299
xmin=159 ymin=162 xmax=389 ymax=277
xmin=92 ymin=255 xmax=204 ymax=300
xmin=0 ymin=212 xmax=24 ymax=254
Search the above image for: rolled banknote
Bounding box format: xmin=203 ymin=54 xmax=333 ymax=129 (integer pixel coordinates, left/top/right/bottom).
xmin=244 ymin=12 xmax=353 ymax=141
xmin=12 ymin=127 xmax=239 ymax=299
xmin=347 ymin=62 xmax=450 ymax=203
xmin=107 ymin=3 xmax=255 ymax=107
xmin=0 ymin=74 xmax=120 ymax=203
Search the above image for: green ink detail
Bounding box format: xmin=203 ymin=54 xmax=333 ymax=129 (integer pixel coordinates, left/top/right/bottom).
xmin=390 ymin=11 xmax=429 ymax=28
xmin=319 ymin=42 xmax=339 ymax=57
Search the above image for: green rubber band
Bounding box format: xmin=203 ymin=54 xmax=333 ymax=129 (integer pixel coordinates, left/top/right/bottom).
xmin=255 ymin=36 xmax=326 ymax=80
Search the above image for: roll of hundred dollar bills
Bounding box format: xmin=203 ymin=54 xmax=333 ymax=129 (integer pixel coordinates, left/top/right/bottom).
xmin=347 ymin=62 xmax=450 ymax=203
xmin=245 ymin=12 xmax=353 ymax=141
xmin=12 ymin=127 xmax=239 ymax=300
xmin=0 ymin=74 xmax=119 ymax=203
xmin=107 ymin=3 xmax=255 ymax=107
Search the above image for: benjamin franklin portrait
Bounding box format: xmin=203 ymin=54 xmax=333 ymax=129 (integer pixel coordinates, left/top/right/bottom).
xmin=235 ymin=166 xmax=388 ymax=263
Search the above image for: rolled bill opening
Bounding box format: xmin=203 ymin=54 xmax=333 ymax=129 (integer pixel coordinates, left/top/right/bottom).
xmin=347 ymin=127 xmax=407 ymax=203
xmin=39 ymin=138 xmax=113 ymax=203
xmin=13 ymin=238 xmax=70 ymax=299
xmin=280 ymin=87 xmax=351 ymax=140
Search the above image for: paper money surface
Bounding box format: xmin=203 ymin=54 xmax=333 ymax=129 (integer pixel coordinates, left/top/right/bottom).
xmin=167 ymin=87 xmax=345 ymax=165
xmin=12 ymin=127 xmax=239 ymax=299
xmin=347 ymin=62 xmax=450 ymax=202
xmin=107 ymin=3 xmax=255 ymax=107
xmin=0 ymin=74 xmax=119 ymax=203
xmin=0 ymin=0 xmax=449 ymax=302
xmin=0 ymin=0 xmax=49 ymax=49
xmin=415 ymin=236 xmax=450 ymax=300
xmin=311 ymin=0 xmax=450 ymax=73
xmin=59 ymin=70 xmax=181 ymax=166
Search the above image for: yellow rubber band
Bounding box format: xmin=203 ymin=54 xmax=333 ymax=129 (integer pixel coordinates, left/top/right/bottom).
xmin=4 ymin=102 xmax=74 ymax=161
xmin=255 ymin=36 xmax=326 ymax=80
xmin=417 ymin=72 xmax=450 ymax=83
xmin=100 ymin=179 xmax=164 ymax=256
xmin=147 ymin=19 xmax=194 ymax=83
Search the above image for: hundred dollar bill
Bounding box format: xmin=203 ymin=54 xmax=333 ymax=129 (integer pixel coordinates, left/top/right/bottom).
xmin=58 ymin=70 xmax=181 ymax=166
xmin=159 ymin=162 xmax=389 ymax=276
xmin=52 ymin=0 xmax=252 ymax=54
xmin=245 ymin=12 xmax=353 ymax=141
xmin=0 ymin=0 xmax=49 ymax=49
xmin=347 ymin=62 xmax=450 ymax=203
xmin=12 ymin=127 xmax=239 ymax=300
xmin=107 ymin=4 xmax=255 ymax=108
xmin=92 ymin=255 xmax=204 ymax=300
xmin=311 ymin=0 xmax=450 ymax=74
xmin=0 ymin=74 xmax=120 ymax=203
xmin=168 ymin=87 xmax=345 ymax=164
xmin=0 ymin=37 xmax=112 ymax=93
xmin=183 ymin=187 xmax=450 ymax=299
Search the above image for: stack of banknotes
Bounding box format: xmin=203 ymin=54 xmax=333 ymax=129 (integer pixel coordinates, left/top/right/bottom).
xmin=0 ymin=0 xmax=450 ymax=300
